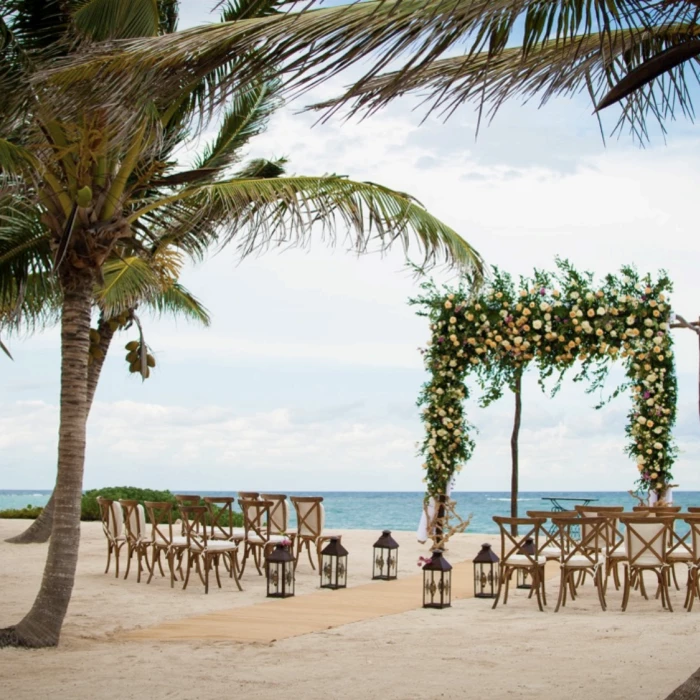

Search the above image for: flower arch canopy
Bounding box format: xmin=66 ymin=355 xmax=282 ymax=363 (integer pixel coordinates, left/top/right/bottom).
xmin=413 ymin=260 xmax=678 ymax=500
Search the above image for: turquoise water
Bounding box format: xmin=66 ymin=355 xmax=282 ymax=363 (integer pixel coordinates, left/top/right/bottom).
xmin=2 ymin=490 xmax=699 ymax=534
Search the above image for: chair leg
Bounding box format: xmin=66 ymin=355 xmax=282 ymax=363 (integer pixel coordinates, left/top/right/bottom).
xmin=183 ymin=552 xmax=193 ymax=591
xmin=147 ymin=547 xmax=158 ymax=584
xmin=114 ymin=543 xmax=121 ymax=579
xmin=662 ymin=570 xmax=674 ymax=612
xmin=492 ymin=567 xmax=505 ymax=610
xmin=503 ymin=569 xmax=512 ymax=605
xmin=214 ymin=554 xmax=222 ymax=589
xmin=639 ymin=574 xmax=649 ymax=600
xmin=688 ymin=570 xmax=697 ymax=612
xmin=612 ymin=562 xmax=621 ymax=591
xmin=307 ymin=540 xmax=316 ymax=570
xmin=124 ymin=545 xmax=133 ymax=580
xmin=554 ymin=570 xmax=567 ymax=612
xmin=104 ymin=542 xmax=112 ymax=574
xmin=253 ymin=546 xmax=263 ymax=575
xmin=621 ymin=567 xmax=631 ymax=611
xmin=595 ymin=568 xmax=607 ymax=612
xmin=230 ymin=552 xmax=243 ymax=592
xmin=533 ymin=567 xmax=544 ymax=612
xmin=671 ymin=564 xmax=681 ymax=591
xmin=540 ymin=565 xmax=547 ymax=606
xmin=204 ymin=558 xmax=210 ymax=595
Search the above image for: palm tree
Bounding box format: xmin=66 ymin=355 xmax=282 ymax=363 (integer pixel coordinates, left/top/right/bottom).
xmin=0 ymin=0 xmax=481 ymax=648
xmin=2 ymin=243 xmax=210 ymax=545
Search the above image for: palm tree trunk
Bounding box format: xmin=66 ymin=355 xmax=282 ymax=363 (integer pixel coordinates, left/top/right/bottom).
xmin=665 ymin=668 xmax=700 ymax=700
xmin=510 ymin=371 xmax=522 ymax=535
xmin=0 ymin=272 xmax=93 ymax=647
xmin=4 ymin=319 xmax=115 ymax=546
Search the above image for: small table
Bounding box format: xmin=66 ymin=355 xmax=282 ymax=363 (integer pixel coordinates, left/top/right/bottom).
xmin=542 ymin=497 xmax=599 ymax=537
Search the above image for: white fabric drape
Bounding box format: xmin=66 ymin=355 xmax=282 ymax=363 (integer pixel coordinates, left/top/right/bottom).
xmin=417 ymin=479 xmax=454 ymax=543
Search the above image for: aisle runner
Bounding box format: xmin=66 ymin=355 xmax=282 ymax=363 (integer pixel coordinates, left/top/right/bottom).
xmin=125 ymin=561 xmax=559 ymax=644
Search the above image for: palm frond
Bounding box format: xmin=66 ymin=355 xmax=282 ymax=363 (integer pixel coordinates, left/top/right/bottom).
xmin=132 ymin=175 xmax=484 ymax=275
xmin=72 ymin=0 xmax=161 ymax=41
xmin=234 ymin=156 xmax=287 ymax=179
xmin=309 ymin=24 xmax=700 ymax=138
xmin=142 ymin=281 xmax=210 ymax=325
xmin=0 ymin=138 xmax=40 ymax=178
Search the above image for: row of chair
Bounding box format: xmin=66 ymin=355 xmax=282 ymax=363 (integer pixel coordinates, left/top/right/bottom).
xmin=96 ymin=493 xmax=338 ymax=594
xmin=492 ymin=504 xmax=700 ymax=613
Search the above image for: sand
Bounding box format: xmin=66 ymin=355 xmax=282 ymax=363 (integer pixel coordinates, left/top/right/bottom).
xmin=1 ymin=519 xmax=698 ymax=699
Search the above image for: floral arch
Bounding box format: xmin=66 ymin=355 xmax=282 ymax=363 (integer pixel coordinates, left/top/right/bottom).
xmin=413 ymin=260 xmax=678 ymax=541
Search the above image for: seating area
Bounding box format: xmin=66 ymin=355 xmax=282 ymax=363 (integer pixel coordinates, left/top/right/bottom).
xmin=491 ymin=505 xmax=700 ymax=613
xmin=96 ymin=493 xmax=338 ymax=594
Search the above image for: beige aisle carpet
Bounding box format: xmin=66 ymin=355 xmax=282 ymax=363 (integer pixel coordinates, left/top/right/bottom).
xmin=125 ymin=561 xmax=559 ymax=644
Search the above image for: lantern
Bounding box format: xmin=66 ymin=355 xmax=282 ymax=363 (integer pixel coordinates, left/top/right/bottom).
xmin=517 ymin=537 xmax=535 ymax=589
xmin=422 ymin=549 xmax=452 ymax=609
xmin=372 ymin=530 xmax=400 ymax=580
xmin=473 ymin=543 xmax=500 ymax=599
xmin=266 ymin=543 xmax=295 ymax=598
xmin=320 ymin=536 xmax=348 ymax=590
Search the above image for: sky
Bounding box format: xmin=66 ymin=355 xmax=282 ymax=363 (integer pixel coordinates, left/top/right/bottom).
xmin=2 ymin=1 xmax=700 ymax=494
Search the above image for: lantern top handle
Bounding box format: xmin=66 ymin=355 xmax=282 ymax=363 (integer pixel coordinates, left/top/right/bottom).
xmin=373 ymin=530 xmax=400 ymax=549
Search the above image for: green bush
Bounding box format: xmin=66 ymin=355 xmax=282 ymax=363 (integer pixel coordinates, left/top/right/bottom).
xmin=80 ymin=487 xmax=243 ymax=526
xmin=0 ymin=505 xmax=44 ymax=519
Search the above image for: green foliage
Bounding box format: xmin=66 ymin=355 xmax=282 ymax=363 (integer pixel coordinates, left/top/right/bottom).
xmin=412 ymin=259 xmax=678 ymax=499
xmin=80 ymin=487 xmax=243 ymax=525
xmin=0 ymin=505 xmax=44 ymax=519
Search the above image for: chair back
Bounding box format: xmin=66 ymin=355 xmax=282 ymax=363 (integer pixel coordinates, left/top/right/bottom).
xmin=96 ymin=497 xmax=124 ymax=542
xmin=260 ymin=494 xmax=289 ymax=534
xmin=291 ymin=496 xmax=325 ymax=539
xmin=688 ymin=507 xmax=700 ymax=514
xmin=625 ymin=517 xmax=671 ymax=567
xmin=633 ymin=505 xmax=681 ymax=515
xmin=238 ymin=491 xmax=260 ymax=501
xmin=683 ymin=515 xmax=700 ymax=564
xmin=203 ymin=497 xmax=235 ymax=539
xmin=144 ymin=501 xmax=175 ymax=546
xmin=668 ymin=515 xmax=692 ymax=560
xmin=119 ymin=499 xmax=149 ymax=543
xmin=575 ymin=505 xmax=624 ymax=514
xmin=554 ymin=515 xmax=607 ymax=567
xmin=526 ymin=510 xmax=577 ymax=554
xmin=180 ymin=506 xmax=209 ymax=550
xmin=492 ymin=516 xmax=544 ymax=566
xmin=240 ymin=499 xmax=272 ymax=542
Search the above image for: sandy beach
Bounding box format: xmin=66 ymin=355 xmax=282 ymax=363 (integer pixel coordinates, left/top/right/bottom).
xmin=1 ymin=519 xmax=699 ymax=699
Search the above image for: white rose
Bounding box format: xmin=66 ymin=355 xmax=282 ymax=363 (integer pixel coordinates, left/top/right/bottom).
xmin=539 ymin=302 xmax=549 ymax=311
xmin=626 ymin=315 xmax=636 ymax=325
xmin=532 ymin=320 xmax=543 ymax=330
xmin=570 ymin=291 xmax=580 ymax=300
xmin=444 ymin=301 xmax=452 ymax=309
xmin=644 ymin=329 xmax=653 ymax=338
xmin=544 ymin=313 xmax=551 ymax=321
xmin=637 ymin=416 xmax=647 ymax=425
xmin=585 ymin=292 xmax=594 ymax=301
xmin=654 ymin=442 xmax=663 ymax=450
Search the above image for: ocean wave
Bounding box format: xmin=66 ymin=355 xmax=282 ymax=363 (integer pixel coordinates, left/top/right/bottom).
xmin=486 ymin=497 xmax=539 ymax=502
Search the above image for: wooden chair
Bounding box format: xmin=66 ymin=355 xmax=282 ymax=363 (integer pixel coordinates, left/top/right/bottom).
xmin=666 ymin=515 xmax=693 ymax=591
xmin=682 ymin=515 xmax=700 ymax=611
xmin=143 ymin=501 xmax=189 ymax=588
xmin=203 ymin=497 xmax=245 ymax=544
xmin=633 ymin=505 xmax=682 ymax=514
xmin=552 ymin=516 xmax=608 ymax=612
xmin=688 ymin=508 xmax=700 ymax=514
xmin=239 ymin=499 xmax=288 ymax=576
xmin=290 ymin=496 xmax=337 ymax=570
xmin=96 ymin=497 xmax=126 ymax=578
xmin=119 ymin=499 xmax=152 ymax=583
xmin=621 ymin=517 xmax=674 ymax=612
xmin=237 ymin=491 xmax=260 ymax=501
xmin=180 ymin=506 xmax=242 ymax=594
xmin=174 ymin=494 xmax=202 ymax=535
xmin=492 ymin=516 xmax=547 ymax=611
xmin=260 ymin=493 xmax=290 ymax=535
xmin=525 ymin=510 xmax=578 ymax=561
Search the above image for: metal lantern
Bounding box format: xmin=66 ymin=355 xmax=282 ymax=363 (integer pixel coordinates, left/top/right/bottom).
xmin=320 ymin=536 xmax=348 ymax=590
xmin=473 ymin=543 xmax=500 ymax=599
xmin=422 ymin=549 xmax=452 ymax=609
xmin=266 ymin=543 xmax=295 ymax=598
xmin=517 ymin=537 xmax=535 ymax=589
xmin=372 ymin=530 xmax=400 ymax=580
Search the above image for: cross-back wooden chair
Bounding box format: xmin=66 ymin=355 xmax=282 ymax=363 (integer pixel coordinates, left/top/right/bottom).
xmin=180 ymin=506 xmax=242 ymax=594
xmin=260 ymin=493 xmax=290 ymax=535
xmin=633 ymin=505 xmax=682 ymax=514
xmin=682 ymin=515 xmax=700 ymax=611
xmin=239 ymin=499 xmax=288 ymax=576
xmin=492 ymin=516 xmax=547 ymax=611
xmin=525 ymin=510 xmax=578 ymax=561
xmin=119 ymin=499 xmax=152 ymax=583
xmin=688 ymin=507 xmax=700 ymax=514
xmin=203 ymin=497 xmax=245 ymax=544
xmin=174 ymin=494 xmax=202 ymax=535
xmin=143 ymin=501 xmax=188 ymax=587
xmin=238 ymin=491 xmax=260 ymax=501
xmin=96 ymin=497 xmax=127 ymax=578
xmin=290 ymin=496 xmax=337 ymax=570
xmin=666 ymin=515 xmax=693 ymax=592
xmin=622 ymin=517 xmax=674 ymax=612
xmin=552 ymin=516 xmax=608 ymax=612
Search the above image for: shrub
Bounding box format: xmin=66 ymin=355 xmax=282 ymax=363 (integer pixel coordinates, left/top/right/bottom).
xmin=0 ymin=505 xmax=44 ymax=519
xmin=80 ymin=487 xmax=243 ymax=526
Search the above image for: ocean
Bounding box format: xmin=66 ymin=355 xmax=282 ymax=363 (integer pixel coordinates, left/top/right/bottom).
xmin=2 ymin=490 xmax=699 ymax=534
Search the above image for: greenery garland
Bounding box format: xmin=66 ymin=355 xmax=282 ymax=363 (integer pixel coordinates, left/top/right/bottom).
xmin=411 ymin=260 xmax=677 ymax=500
